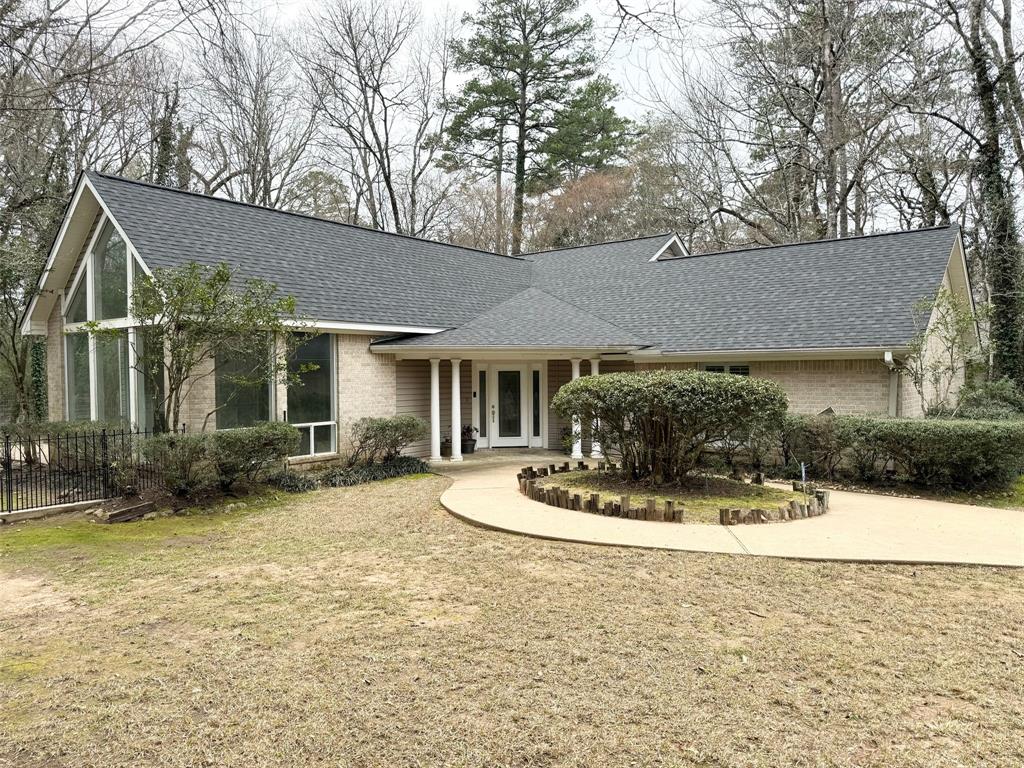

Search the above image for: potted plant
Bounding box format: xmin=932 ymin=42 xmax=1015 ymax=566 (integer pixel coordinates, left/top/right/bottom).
xmin=441 ymin=430 xmax=452 ymax=457
xmin=461 ymin=425 xmax=478 ymax=454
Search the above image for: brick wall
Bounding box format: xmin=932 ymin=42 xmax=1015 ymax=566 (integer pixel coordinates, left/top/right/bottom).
xmin=46 ymin=303 xmax=65 ymax=421
xmin=336 ymin=334 xmax=398 ymax=451
xmin=181 ymin=357 xmax=216 ymax=432
xmin=750 ymin=359 xmax=891 ymax=415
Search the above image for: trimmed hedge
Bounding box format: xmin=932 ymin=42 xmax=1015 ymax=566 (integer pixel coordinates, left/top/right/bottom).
xmin=552 ymin=370 xmax=788 ymax=482
xmin=782 ymin=415 xmax=1024 ymax=489
xmin=143 ymin=423 xmax=300 ymax=496
xmin=207 ymin=422 xmax=300 ymax=490
xmin=347 ymin=416 xmax=427 ymax=466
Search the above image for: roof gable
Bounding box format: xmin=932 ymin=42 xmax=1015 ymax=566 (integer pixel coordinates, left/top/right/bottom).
xmin=84 ymin=172 xmax=532 ymax=330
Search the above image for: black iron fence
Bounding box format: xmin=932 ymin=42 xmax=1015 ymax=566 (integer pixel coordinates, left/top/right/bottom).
xmin=1 ymin=427 xmax=178 ymax=514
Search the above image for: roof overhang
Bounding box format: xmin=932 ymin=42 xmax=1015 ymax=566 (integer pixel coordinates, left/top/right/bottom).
xmin=371 ymin=344 xmax=646 ymax=360
xmin=624 ymin=346 xmax=911 ymax=362
xmin=282 ymin=319 xmax=447 ymax=335
xmin=20 ymin=172 xmax=144 ymax=336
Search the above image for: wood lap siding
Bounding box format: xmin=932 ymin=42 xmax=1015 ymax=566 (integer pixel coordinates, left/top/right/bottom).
xmin=396 ymin=359 xmax=472 ymax=458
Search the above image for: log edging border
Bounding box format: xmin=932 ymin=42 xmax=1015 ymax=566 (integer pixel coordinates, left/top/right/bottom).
xmin=515 ymin=464 xmax=830 ymax=525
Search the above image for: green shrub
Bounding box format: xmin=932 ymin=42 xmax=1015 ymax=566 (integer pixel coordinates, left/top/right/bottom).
xmin=955 ymin=378 xmax=1024 ymax=420
xmin=551 ymin=370 xmax=788 ymax=483
xmin=142 ymin=433 xmax=212 ymax=496
xmin=347 ymin=415 xmax=427 ymax=465
xmin=267 ymin=469 xmax=319 ymax=493
xmin=783 ymin=415 xmax=1024 ymax=489
xmin=207 ymin=423 xmax=300 ymax=490
xmin=320 ymin=456 xmax=429 ymax=487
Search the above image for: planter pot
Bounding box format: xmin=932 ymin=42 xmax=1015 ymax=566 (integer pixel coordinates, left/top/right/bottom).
xmin=461 ymin=439 xmax=477 ymax=454
xmin=441 ymin=440 xmax=452 ymax=458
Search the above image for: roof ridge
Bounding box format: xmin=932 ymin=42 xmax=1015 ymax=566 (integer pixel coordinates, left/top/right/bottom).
xmin=659 ymin=225 xmax=958 ymax=262
xmin=86 ymin=170 xmax=524 ymax=262
xmin=524 ymin=285 xmax=649 ymax=344
xmin=519 ymin=232 xmax=676 ymax=256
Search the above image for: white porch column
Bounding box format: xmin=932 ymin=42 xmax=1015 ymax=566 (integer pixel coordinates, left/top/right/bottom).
xmin=450 ymin=359 xmax=463 ymax=462
xmin=429 ymin=358 xmax=442 ymax=462
xmin=589 ymin=357 xmax=603 ymax=459
xmin=570 ymin=358 xmax=583 ymax=460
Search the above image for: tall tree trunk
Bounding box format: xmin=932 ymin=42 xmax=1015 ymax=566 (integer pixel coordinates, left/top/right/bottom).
xmin=512 ymin=80 xmax=528 ymax=255
xmin=967 ymin=0 xmax=1024 ymax=382
xmin=495 ymin=124 xmax=505 ymax=253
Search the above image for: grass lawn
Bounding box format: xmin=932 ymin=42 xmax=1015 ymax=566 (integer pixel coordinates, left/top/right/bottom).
xmin=537 ymin=469 xmax=806 ymax=523
xmin=2 ymin=475 xmax=1022 ymax=767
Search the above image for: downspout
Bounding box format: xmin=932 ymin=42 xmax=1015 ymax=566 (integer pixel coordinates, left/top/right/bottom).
xmin=884 ymin=351 xmax=899 ymax=417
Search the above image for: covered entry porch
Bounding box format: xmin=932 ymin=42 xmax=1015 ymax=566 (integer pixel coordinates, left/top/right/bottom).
xmin=386 ymin=350 xmax=635 ymax=463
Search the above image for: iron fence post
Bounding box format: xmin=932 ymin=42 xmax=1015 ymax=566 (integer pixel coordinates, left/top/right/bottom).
xmin=100 ymin=428 xmax=111 ymax=499
xmin=3 ymin=433 xmax=12 ymax=513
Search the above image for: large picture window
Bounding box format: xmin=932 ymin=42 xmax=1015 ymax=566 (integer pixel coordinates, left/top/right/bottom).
xmin=287 ymin=333 xmax=335 ymax=456
xmin=92 ymin=222 xmax=128 ymax=321
xmin=135 ymin=329 xmax=165 ymax=432
xmin=215 ymin=342 xmax=272 ymax=429
xmin=96 ymin=331 xmax=130 ymax=421
xmin=65 ymin=333 xmax=91 ymax=421
xmin=61 ymin=215 xmax=139 ymax=426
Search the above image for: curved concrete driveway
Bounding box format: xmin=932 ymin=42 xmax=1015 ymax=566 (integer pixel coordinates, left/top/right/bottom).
xmin=437 ymin=452 xmax=1024 ymax=567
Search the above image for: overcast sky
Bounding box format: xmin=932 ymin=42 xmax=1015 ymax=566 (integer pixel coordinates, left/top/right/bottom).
xmin=257 ymin=0 xmax=683 ymax=120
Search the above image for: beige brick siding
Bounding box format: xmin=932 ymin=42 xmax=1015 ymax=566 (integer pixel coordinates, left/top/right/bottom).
xmin=336 ymin=334 xmax=397 ymax=451
xmin=749 ymin=359 xmax=891 ymax=415
xmin=181 ymin=357 xmax=216 ymax=432
xmin=898 ymin=368 xmax=925 ymax=418
xmin=46 ymin=303 xmax=65 ymax=421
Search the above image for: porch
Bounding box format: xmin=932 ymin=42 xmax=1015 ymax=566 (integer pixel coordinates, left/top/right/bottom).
xmin=393 ymin=355 xmax=622 ymax=463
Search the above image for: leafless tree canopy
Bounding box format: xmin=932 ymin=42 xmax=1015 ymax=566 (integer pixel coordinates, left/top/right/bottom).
xmin=2 ymin=0 xmax=1024 ymax=415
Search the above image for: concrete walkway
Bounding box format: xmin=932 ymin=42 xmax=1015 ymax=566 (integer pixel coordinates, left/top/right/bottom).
xmin=437 ymin=451 xmax=1024 ymax=567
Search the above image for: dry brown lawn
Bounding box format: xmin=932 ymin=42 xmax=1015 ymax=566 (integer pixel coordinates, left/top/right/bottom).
xmin=1 ymin=475 xmax=1022 ymax=768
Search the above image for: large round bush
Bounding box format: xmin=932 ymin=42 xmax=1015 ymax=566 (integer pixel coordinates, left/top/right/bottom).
xmin=551 ymin=370 xmax=788 ymax=482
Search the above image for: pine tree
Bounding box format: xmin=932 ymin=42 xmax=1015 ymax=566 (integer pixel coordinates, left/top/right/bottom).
xmin=445 ymin=0 xmax=626 ymax=254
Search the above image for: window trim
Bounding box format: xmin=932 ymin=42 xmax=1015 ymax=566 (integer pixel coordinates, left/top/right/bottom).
xmin=62 ymin=211 xmax=145 ymax=424
xmin=286 ymin=333 xmax=337 ymax=457
xmin=702 ymin=363 xmax=750 ymax=376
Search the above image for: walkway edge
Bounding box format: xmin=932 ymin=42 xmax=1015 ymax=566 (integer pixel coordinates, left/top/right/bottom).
xmin=435 ymin=457 xmax=1024 ymax=568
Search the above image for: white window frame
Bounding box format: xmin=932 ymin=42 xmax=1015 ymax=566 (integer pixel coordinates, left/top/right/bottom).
xmin=702 ymin=363 xmax=750 ymax=376
xmin=61 ymin=212 xmax=145 ymax=425
xmin=287 ymin=332 xmax=337 ymax=457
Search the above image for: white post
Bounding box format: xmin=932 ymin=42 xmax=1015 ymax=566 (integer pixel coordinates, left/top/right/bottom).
xmin=589 ymin=357 xmax=602 ymax=458
xmin=570 ymin=358 xmax=583 ymax=460
xmin=450 ymin=358 xmax=463 ymax=462
xmin=429 ymin=358 xmax=442 ymax=462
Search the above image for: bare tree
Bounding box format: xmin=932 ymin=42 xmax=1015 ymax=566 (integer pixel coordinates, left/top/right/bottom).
xmin=190 ymin=21 xmax=318 ymax=208
xmin=300 ymin=0 xmax=454 ymax=235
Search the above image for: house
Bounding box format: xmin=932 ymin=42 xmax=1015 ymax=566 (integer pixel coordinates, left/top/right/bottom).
xmin=21 ymin=172 xmax=975 ymax=461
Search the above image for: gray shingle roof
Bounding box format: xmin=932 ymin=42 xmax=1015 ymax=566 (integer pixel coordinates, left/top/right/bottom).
xmin=88 ymin=172 xmax=959 ymax=352
xmin=525 ymin=226 xmax=959 ymax=352
xmin=86 ymin=172 xmax=531 ymax=329
xmin=377 ymin=287 xmax=646 ymax=348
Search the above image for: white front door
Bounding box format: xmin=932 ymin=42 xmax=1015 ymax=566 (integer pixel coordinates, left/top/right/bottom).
xmin=489 ymin=365 xmax=528 ymax=447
